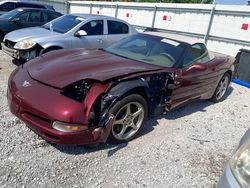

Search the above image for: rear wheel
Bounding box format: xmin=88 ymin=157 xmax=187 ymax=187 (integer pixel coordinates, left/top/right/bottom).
xmin=107 ymin=94 xmax=148 ymax=144
xmin=211 ymin=73 xmax=230 ymax=102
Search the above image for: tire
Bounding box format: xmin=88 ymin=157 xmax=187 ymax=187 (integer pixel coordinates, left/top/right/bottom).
xmin=210 ymin=73 xmax=230 ymax=103
xmin=107 ymin=94 xmax=148 ymax=144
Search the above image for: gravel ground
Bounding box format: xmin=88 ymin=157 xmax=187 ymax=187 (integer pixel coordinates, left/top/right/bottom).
xmin=0 ymin=50 xmax=249 ymax=188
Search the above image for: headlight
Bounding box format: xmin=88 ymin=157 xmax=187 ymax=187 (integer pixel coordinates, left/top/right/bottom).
xmin=61 ymin=80 xmax=92 ymax=102
xmin=52 ymin=121 xmax=88 ymax=132
xmin=14 ymin=40 xmax=36 ymax=50
xmin=230 ymin=140 xmax=250 ymax=188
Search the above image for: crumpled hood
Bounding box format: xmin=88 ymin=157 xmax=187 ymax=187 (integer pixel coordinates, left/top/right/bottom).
xmin=25 ymin=49 xmax=163 ymax=88
xmin=5 ymin=27 xmax=60 ymax=42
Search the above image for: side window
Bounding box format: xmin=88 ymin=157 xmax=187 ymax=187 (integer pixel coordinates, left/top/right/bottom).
xmin=28 ymin=11 xmax=41 ymax=22
xmin=183 ymin=43 xmax=209 ymax=67
xmin=18 ymin=12 xmax=30 ymax=23
xmin=108 ymin=20 xmax=129 ymax=34
xmin=42 ymin=12 xmax=60 ymax=22
xmin=41 ymin=12 xmax=48 ymax=22
xmin=0 ymin=2 xmax=15 ymax=11
xmin=80 ymin=20 xmax=103 ymax=35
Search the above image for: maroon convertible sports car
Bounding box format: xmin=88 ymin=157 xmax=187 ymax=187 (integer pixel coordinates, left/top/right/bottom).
xmin=7 ymin=32 xmax=236 ymax=145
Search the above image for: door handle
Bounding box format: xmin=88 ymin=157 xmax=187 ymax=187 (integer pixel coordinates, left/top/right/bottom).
xmin=98 ymin=39 xmax=103 ymax=44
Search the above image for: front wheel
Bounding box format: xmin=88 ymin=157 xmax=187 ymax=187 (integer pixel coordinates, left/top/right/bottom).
xmin=210 ymin=73 xmax=230 ymax=102
xmin=107 ymin=94 xmax=148 ymax=144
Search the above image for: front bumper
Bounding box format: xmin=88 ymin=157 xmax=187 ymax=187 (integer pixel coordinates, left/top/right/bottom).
xmin=17 ymin=111 xmax=107 ymax=145
xmin=1 ymin=42 xmax=41 ymax=61
xmin=217 ymin=163 xmax=240 ymax=188
xmin=1 ymin=42 xmax=20 ymax=59
xmin=7 ymin=67 xmax=112 ymax=145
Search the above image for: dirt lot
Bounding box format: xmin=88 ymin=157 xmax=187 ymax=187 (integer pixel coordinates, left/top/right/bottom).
xmin=0 ymin=50 xmax=249 ymax=188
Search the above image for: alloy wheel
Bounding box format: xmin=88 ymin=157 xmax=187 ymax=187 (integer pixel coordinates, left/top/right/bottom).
xmin=215 ymin=75 xmax=229 ymax=100
xmin=112 ymin=102 xmax=145 ymax=141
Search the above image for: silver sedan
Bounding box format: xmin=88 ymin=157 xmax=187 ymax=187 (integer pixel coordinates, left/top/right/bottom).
xmin=1 ymin=14 xmax=137 ymax=61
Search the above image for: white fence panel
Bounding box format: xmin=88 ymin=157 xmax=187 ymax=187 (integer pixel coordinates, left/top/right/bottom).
xmin=92 ymin=5 xmax=116 ymax=17
xmin=210 ymin=7 xmax=250 ymax=42
xmin=116 ymin=7 xmax=154 ymax=27
xmin=32 ymin=1 xmax=250 ymax=57
xmin=70 ymin=3 xmax=90 ymax=15
xmin=154 ymin=4 xmax=212 ymax=34
xmin=207 ymin=40 xmax=250 ymax=57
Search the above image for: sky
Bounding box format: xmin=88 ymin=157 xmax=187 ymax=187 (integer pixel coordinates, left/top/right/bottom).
xmin=215 ymin=0 xmax=248 ymax=5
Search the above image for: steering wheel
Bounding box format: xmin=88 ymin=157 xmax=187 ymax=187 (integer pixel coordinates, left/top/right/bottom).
xmin=159 ymin=53 xmax=175 ymax=63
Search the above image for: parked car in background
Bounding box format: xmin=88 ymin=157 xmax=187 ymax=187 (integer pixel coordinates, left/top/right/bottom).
xmin=7 ymin=32 xmax=236 ymax=145
xmin=217 ymin=128 xmax=250 ymax=188
xmin=0 ymin=0 xmax=55 ymax=15
xmin=1 ymin=14 xmax=137 ymax=61
xmin=0 ymin=8 xmax=62 ymax=43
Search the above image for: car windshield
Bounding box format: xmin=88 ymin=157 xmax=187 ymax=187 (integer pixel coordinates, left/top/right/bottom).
xmin=0 ymin=9 xmax=21 ymax=19
xmin=104 ymin=34 xmax=186 ymax=68
xmin=42 ymin=15 xmax=84 ymax=34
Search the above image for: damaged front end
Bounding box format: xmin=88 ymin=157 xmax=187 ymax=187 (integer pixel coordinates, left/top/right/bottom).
xmin=61 ymin=80 xmax=93 ymax=102
xmin=81 ymin=72 xmax=175 ymax=142
xmin=59 ymin=71 xmax=175 ymax=143
xmin=59 ymin=79 xmax=115 ymax=142
xmin=2 ymin=39 xmax=43 ymax=61
xmin=17 ymin=44 xmax=43 ymax=62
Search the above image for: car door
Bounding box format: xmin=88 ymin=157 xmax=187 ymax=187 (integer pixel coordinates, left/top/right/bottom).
xmin=11 ymin=11 xmax=29 ymax=30
xmin=16 ymin=11 xmax=41 ymax=28
xmin=26 ymin=11 xmax=42 ymax=27
xmin=169 ymin=43 xmax=217 ymax=110
xmin=105 ymin=20 xmax=130 ymax=47
xmin=72 ymin=20 xmax=106 ymax=49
